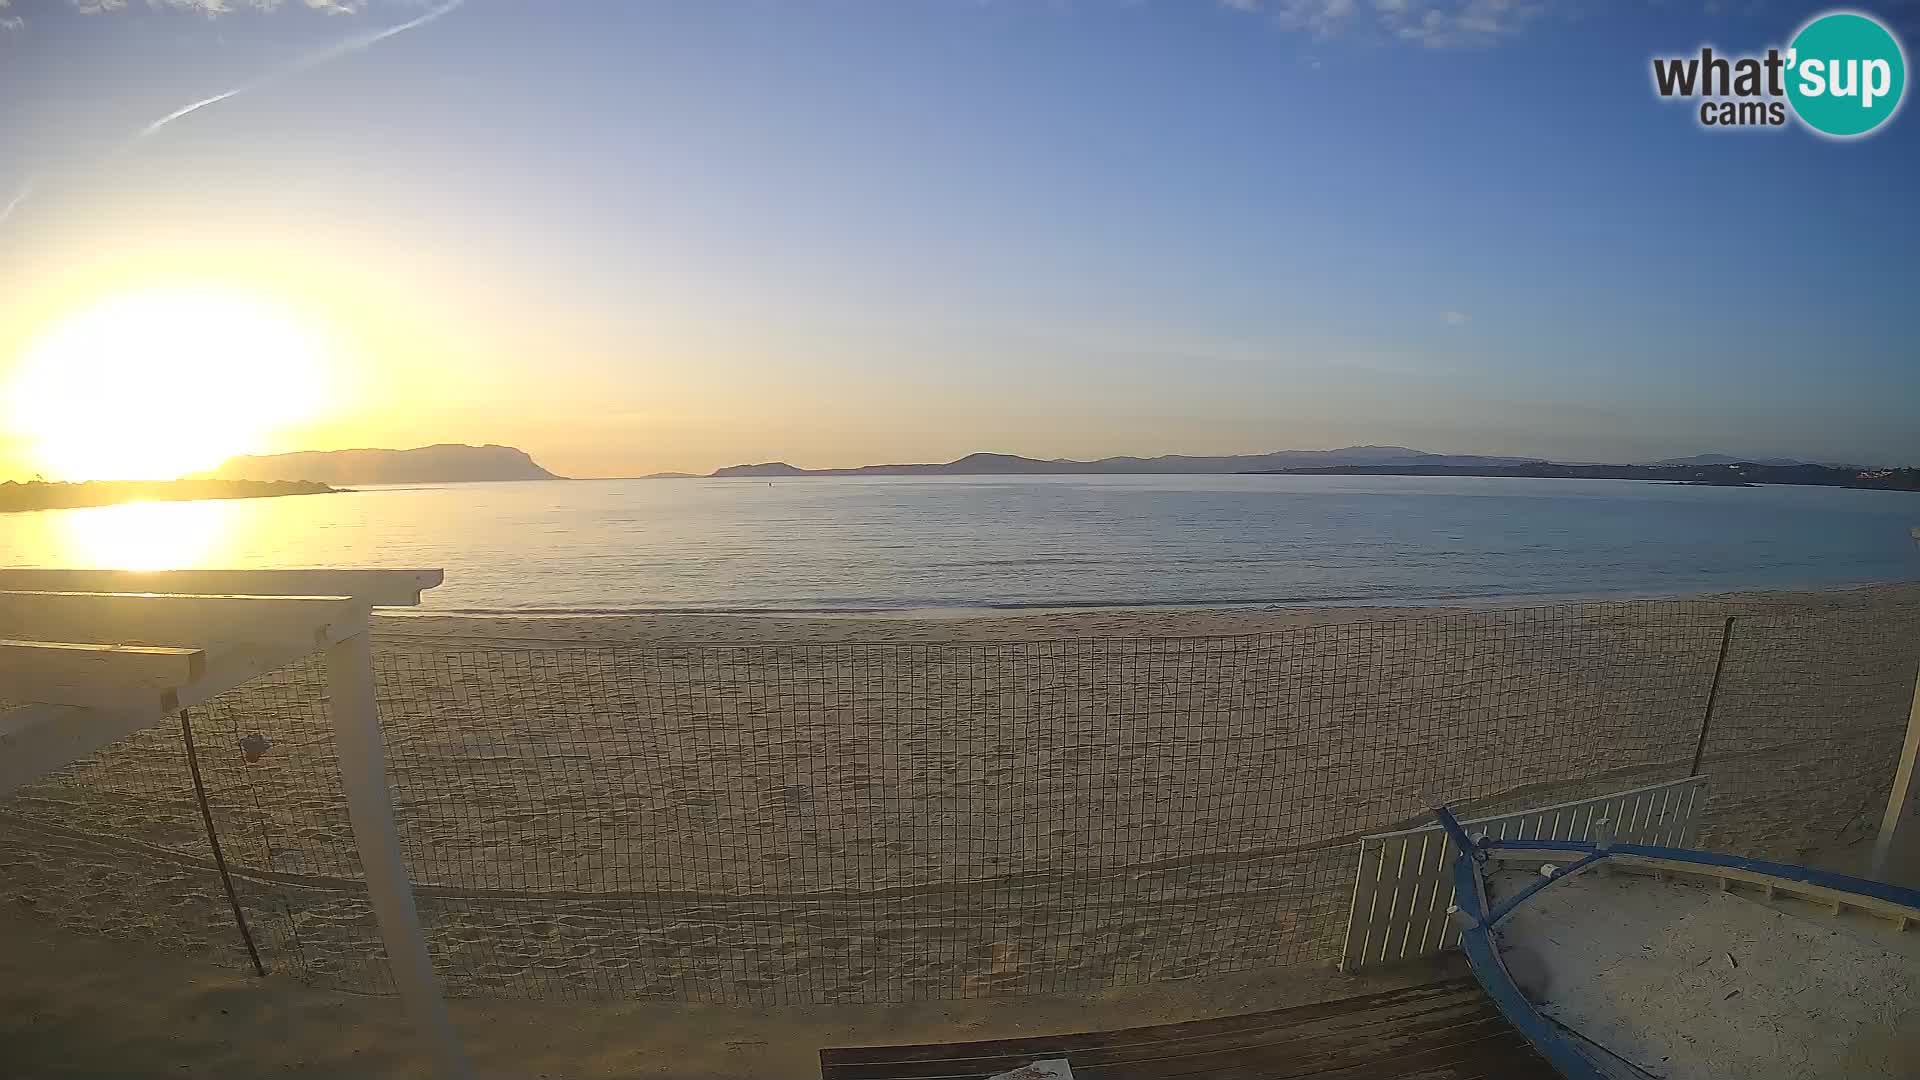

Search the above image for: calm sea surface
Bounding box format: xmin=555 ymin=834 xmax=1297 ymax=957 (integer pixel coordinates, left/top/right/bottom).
xmin=2 ymin=475 xmax=1916 ymax=613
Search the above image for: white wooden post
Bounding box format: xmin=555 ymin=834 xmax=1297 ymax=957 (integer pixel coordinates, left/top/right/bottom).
xmin=1874 ymin=528 xmax=1920 ymax=886
xmin=1873 ymin=665 xmax=1920 ymax=885
xmin=326 ymin=630 xmax=473 ymax=1080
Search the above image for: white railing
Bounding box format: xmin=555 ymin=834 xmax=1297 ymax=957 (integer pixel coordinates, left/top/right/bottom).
xmin=1340 ymin=777 xmax=1708 ymax=973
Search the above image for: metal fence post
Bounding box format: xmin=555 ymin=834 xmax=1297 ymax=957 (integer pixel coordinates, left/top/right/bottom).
xmin=326 ymin=630 xmax=473 ymax=1080
xmin=1688 ymin=615 xmax=1736 ymax=778
xmin=178 ymin=708 xmax=266 ymax=977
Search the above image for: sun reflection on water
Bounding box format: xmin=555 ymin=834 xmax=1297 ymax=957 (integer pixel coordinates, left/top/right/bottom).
xmin=49 ymin=499 xmax=241 ymax=570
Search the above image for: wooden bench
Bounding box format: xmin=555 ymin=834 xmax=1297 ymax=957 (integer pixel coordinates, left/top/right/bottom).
xmin=818 ymin=977 xmax=1552 ymax=1080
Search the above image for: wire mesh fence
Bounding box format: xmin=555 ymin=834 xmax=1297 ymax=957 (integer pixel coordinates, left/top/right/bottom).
xmin=0 ymin=654 xmax=392 ymax=992
xmin=1 ymin=595 xmax=1916 ymax=1004
xmin=1693 ymin=606 xmax=1920 ymax=860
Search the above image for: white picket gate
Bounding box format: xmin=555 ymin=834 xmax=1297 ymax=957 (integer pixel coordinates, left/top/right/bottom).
xmin=1339 ymin=775 xmax=1707 ymax=973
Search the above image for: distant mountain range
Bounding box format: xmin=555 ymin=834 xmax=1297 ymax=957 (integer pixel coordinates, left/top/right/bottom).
xmin=201 ymin=444 xmax=560 ymax=485
xmin=1257 ymin=461 xmax=1920 ymax=491
xmin=191 ymin=443 xmax=1899 ymax=487
xmin=1643 ymin=453 xmax=1833 ymax=468
xmin=702 ymin=446 xmax=1913 ymax=491
xmin=711 ymin=446 xmax=1545 ymax=478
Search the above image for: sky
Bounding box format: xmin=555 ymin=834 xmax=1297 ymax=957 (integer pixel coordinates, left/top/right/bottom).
xmin=1 ymin=0 xmax=1917 ymax=480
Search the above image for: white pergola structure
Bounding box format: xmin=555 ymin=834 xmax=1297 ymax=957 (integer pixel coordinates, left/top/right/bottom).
xmin=0 ymin=568 xmax=472 ymax=1079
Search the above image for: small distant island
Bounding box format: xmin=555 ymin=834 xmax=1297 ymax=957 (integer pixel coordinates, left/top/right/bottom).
xmin=197 ymin=443 xmax=560 ymax=485
xmin=0 ymin=478 xmax=337 ymax=514
xmin=1 ymin=444 xmax=563 ymax=513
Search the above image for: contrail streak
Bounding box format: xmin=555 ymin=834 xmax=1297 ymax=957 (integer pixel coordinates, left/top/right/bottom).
xmin=0 ymin=178 xmax=32 ymax=229
xmin=1 ymin=0 xmax=463 ymax=231
xmin=137 ymin=0 xmax=466 ymax=141
xmin=136 ymin=89 xmax=246 ymax=141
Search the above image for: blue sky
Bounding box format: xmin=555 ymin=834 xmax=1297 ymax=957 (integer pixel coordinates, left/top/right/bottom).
xmin=1 ymin=0 xmax=1916 ymax=477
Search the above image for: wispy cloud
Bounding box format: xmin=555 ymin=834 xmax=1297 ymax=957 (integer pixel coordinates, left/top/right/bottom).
xmin=4 ymin=0 xmax=392 ymax=30
xmin=1442 ymin=310 xmax=1470 ymax=326
xmin=76 ymin=1 xmax=373 ymax=12
xmin=0 ymin=178 xmax=33 ymax=228
xmin=1224 ymin=0 xmax=1556 ymax=48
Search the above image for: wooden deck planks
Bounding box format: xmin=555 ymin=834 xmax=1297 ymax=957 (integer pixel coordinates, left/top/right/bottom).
xmin=818 ymin=977 xmax=1554 ymax=1080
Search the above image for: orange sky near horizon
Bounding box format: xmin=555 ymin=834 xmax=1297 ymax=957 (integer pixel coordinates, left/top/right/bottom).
xmin=5 ymin=172 xmax=1884 ymax=483
xmin=0 ymin=223 xmax=1479 ymax=483
xmin=4 ymin=103 xmax=1907 ymax=482
xmin=5 ymin=2 xmax=1920 ymax=487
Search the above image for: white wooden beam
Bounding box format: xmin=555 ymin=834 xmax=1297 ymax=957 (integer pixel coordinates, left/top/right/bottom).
xmin=326 ymin=630 xmax=472 ymax=1079
xmin=0 ymin=617 xmax=370 ymax=800
xmin=0 ymin=591 xmax=366 ymax=652
xmin=0 ymin=569 xmax=442 ymax=608
xmin=0 ymin=639 xmax=206 ymax=712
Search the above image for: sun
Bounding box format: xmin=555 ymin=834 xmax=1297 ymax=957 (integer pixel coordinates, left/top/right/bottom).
xmin=6 ymin=285 xmax=336 ymax=481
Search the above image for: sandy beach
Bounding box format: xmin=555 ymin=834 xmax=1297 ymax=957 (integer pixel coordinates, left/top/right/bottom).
xmin=0 ymin=898 xmax=1460 ymax=1079
xmin=373 ymin=580 xmax=1920 ymax=645
xmin=2 ymin=582 xmax=1917 ymax=1073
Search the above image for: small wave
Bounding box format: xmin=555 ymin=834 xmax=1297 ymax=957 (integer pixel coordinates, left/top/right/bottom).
xmin=384 ymin=589 xmax=1560 ymax=618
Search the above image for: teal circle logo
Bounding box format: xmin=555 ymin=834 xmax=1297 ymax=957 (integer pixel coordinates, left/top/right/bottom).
xmin=1786 ymin=11 xmax=1906 ymax=137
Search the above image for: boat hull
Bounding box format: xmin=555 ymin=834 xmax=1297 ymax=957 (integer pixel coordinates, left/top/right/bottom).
xmin=1432 ymin=808 xmax=1920 ymax=1080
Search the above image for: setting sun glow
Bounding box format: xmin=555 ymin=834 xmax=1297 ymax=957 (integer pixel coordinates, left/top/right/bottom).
xmin=5 ymin=285 xmax=335 ymax=481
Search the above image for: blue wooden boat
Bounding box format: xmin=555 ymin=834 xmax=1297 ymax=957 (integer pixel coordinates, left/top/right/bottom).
xmin=1433 ymin=806 xmax=1920 ymax=1079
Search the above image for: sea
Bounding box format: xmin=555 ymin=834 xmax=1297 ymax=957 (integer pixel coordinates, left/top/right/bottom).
xmin=2 ymin=474 xmax=1916 ymax=614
